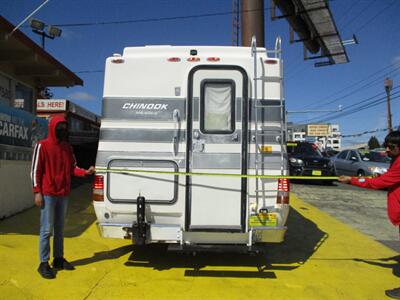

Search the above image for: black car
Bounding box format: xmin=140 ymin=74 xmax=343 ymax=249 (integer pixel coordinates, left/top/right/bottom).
xmin=287 ymin=142 xmax=336 ymax=181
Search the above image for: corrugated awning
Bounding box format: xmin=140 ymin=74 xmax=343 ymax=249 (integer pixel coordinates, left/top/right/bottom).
xmin=0 ymin=15 xmax=83 ymax=87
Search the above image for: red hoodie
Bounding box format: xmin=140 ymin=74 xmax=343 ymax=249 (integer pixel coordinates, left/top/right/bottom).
xmin=31 ymin=115 xmax=86 ymax=196
xmin=350 ymin=156 xmax=400 ymax=226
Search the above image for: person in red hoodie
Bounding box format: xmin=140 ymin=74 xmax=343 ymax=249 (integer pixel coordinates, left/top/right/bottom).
xmin=31 ymin=115 xmax=95 ymax=279
xmin=339 ymin=130 xmax=400 ymax=299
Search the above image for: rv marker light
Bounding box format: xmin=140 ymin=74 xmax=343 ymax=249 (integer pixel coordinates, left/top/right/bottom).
xmin=168 ymin=57 xmax=181 ymax=62
xmin=264 ymin=59 xmax=277 ymax=64
xmin=187 ymin=57 xmax=200 ymax=62
xmin=207 ymin=57 xmax=220 ymax=62
xmin=111 ymin=58 xmax=124 ymax=64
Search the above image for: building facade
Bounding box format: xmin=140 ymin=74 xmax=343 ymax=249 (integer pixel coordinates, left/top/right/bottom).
xmin=287 ymin=123 xmax=341 ymax=150
xmin=0 ymin=16 xmax=83 ymax=218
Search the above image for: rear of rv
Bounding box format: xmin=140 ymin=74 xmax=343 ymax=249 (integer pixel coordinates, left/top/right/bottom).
xmin=93 ymin=43 xmax=289 ymax=249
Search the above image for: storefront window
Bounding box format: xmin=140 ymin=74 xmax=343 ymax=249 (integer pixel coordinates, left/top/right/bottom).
xmin=15 ymin=83 xmax=33 ymax=113
xmin=0 ymin=74 xmax=12 ymax=106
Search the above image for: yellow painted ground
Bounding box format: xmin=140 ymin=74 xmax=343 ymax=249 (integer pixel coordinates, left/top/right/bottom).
xmin=0 ymin=184 xmax=398 ymax=300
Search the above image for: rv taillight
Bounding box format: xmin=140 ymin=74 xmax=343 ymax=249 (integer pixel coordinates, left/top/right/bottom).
xmin=264 ymin=59 xmax=277 ymax=65
xmin=168 ymin=57 xmax=181 ymax=62
xmin=187 ymin=57 xmax=200 ymax=62
xmin=278 ymin=178 xmax=289 ymax=192
xmin=276 ymin=178 xmax=289 ymax=204
xmin=93 ymin=175 xmax=104 ymax=202
xmin=207 ymin=57 xmax=220 ymax=62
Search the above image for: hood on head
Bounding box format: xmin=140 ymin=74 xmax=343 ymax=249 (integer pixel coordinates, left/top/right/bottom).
xmin=48 ymin=115 xmax=67 ymax=143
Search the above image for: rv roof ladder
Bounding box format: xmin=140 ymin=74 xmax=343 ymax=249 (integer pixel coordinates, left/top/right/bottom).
xmin=251 ymin=36 xmax=286 ymax=205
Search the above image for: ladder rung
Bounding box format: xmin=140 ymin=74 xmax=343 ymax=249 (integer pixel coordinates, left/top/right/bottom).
xmin=255 ymin=133 xmax=281 ymax=137
xmin=254 ymin=105 xmax=283 ymax=108
xmin=255 ymin=76 xmax=281 ymax=81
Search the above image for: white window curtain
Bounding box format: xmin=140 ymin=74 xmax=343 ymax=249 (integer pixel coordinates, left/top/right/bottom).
xmin=204 ymin=83 xmax=232 ymax=132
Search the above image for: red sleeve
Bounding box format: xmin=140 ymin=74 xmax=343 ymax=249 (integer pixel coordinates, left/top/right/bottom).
xmin=31 ymin=143 xmax=44 ymax=193
xmin=350 ymin=165 xmax=400 ymax=190
xmin=71 ymin=151 xmax=87 ymax=177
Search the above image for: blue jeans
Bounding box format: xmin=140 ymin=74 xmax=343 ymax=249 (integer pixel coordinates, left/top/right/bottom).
xmin=39 ymin=196 xmax=68 ymax=263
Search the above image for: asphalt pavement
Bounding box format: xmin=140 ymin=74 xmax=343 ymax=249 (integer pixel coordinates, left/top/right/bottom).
xmin=291 ymin=180 xmax=399 ymax=252
xmin=0 ymin=182 xmax=399 ymax=299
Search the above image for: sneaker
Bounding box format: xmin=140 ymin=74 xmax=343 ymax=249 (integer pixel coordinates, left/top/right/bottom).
xmin=385 ymin=288 xmax=400 ymax=299
xmin=37 ymin=262 xmax=55 ymax=279
xmin=52 ymin=257 xmax=75 ymax=271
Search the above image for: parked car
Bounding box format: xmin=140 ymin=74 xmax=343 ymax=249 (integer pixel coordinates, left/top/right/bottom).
xmin=332 ymin=149 xmax=390 ymax=177
xmin=322 ymin=147 xmax=339 ymax=157
xmin=287 ymin=142 xmax=336 ymax=182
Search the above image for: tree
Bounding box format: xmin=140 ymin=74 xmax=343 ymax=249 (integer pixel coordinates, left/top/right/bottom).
xmin=368 ymin=136 xmax=380 ymax=149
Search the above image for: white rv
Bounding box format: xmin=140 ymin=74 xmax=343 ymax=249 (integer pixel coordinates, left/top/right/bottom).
xmin=93 ymin=37 xmax=289 ymax=252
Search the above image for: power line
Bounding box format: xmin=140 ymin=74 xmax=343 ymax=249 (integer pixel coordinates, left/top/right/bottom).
xmin=340 ymin=125 xmax=399 ymax=138
xmin=352 ymin=0 xmax=398 ymax=34
xmin=339 ymin=0 xmax=374 ymax=30
xmin=304 ymin=61 xmax=400 ymax=109
xmin=49 ymin=7 xmax=272 ymax=28
xmin=313 ymin=92 xmax=400 ymax=123
xmin=299 ymin=86 xmax=400 ymax=123
xmin=74 ymin=70 xmax=103 ymax=74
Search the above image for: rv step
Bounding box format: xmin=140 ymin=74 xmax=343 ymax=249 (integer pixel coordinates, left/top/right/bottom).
xmin=254 ymin=105 xmax=283 ymax=108
xmin=167 ymin=243 xmax=266 ymax=254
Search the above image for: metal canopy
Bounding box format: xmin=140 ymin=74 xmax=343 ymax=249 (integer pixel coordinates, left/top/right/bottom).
xmin=272 ymin=0 xmax=349 ymax=67
xmin=0 ymin=16 xmax=83 ymax=87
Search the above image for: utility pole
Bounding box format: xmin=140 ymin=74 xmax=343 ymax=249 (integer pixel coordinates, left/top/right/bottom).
xmin=384 ymin=77 xmax=393 ymax=133
xmin=241 ymin=0 xmax=264 ymax=47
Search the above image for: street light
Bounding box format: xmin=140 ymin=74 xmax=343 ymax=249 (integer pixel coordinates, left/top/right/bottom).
xmin=384 ymin=77 xmax=393 ymax=133
xmin=29 ymin=18 xmax=62 ymax=49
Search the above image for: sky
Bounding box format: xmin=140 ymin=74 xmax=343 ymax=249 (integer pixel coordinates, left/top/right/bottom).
xmin=2 ymin=0 xmax=400 ymax=147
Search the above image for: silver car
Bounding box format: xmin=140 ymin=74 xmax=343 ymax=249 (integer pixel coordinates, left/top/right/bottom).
xmin=332 ymin=149 xmax=391 ymax=177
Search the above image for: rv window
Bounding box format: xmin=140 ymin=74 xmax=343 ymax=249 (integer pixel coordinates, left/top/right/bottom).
xmin=200 ymin=80 xmax=235 ymax=134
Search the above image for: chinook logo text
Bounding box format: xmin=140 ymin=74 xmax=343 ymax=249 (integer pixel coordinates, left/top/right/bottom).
xmin=122 ymin=103 xmax=168 ymax=110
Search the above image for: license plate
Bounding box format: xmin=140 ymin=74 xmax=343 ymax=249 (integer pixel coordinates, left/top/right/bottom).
xmin=249 ymin=213 xmax=277 ymax=227
xmin=312 ymin=170 xmax=322 ymax=176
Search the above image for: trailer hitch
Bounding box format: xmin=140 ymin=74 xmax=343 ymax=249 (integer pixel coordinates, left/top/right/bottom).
xmin=132 ymin=195 xmax=149 ymax=245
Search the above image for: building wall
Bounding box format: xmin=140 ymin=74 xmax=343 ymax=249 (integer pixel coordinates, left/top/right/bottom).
xmin=0 ymin=160 xmax=33 ymax=219
xmin=0 ymin=103 xmax=47 ymax=218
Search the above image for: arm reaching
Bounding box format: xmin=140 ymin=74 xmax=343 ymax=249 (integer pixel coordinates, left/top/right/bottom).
xmin=85 ymin=166 xmax=95 ymax=175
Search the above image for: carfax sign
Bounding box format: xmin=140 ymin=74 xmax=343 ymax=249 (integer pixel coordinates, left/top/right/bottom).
xmin=0 ymin=102 xmax=47 ymax=148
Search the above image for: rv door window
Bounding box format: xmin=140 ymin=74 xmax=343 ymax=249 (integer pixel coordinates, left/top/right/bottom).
xmin=200 ymin=80 xmax=235 ymax=134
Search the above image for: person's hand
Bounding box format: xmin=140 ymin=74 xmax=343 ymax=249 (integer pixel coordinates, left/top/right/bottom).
xmin=85 ymin=166 xmax=96 ymax=175
xmin=34 ymin=193 xmax=43 ymax=207
xmin=338 ymin=175 xmax=351 ymax=184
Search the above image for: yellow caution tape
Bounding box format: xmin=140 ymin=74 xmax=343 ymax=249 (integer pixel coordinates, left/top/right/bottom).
xmin=95 ymin=167 xmax=339 ymax=180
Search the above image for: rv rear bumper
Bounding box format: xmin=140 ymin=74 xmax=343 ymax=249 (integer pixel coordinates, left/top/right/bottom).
xmin=96 ymin=223 xmax=287 ymax=244
xmin=253 ymin=226 xmax=287 ymax=243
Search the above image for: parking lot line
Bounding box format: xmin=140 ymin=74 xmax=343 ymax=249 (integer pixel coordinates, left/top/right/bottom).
xmin=0 ymin=184 xmax=398 ymax=300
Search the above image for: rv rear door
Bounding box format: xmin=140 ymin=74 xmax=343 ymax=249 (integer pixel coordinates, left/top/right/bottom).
xmin=186 ymin=66 xmax=249 ymax=232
